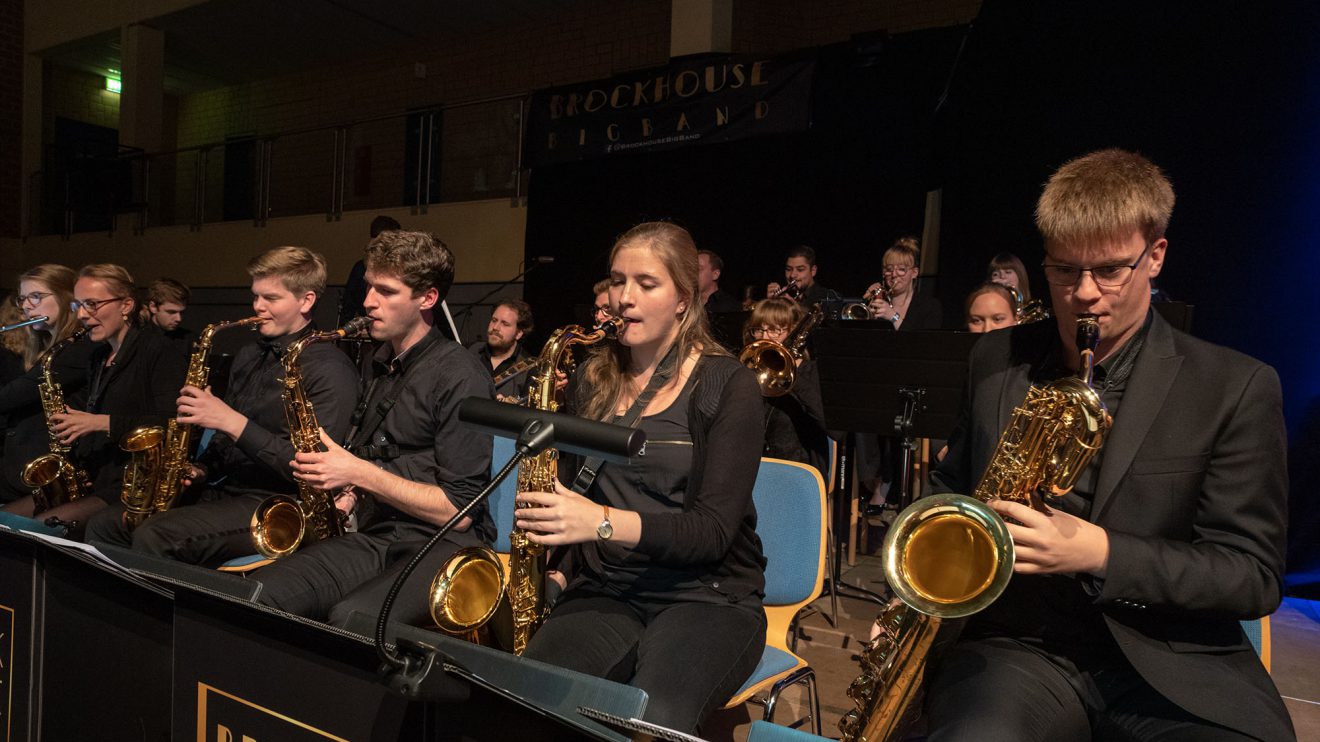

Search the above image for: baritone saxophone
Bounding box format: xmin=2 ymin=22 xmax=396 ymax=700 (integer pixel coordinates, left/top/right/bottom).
xmin=427 ymin=316 xmax=623 ymax=653
xmin=839 ymin=316 xmax=1112 ymax=742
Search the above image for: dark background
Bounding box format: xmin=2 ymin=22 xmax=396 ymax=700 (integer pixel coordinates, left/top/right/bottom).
xmin=524 ymin=0 xmax=1320 ymax=592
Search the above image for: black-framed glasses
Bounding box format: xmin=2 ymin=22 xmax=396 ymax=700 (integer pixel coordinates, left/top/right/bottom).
xmin=14 ymin=291 xmax=52 ymax=307
xmin=70 ymin=296 xmax=127 ymax=314
xmin=1042 ymin=242 xmax=1151 ymax=288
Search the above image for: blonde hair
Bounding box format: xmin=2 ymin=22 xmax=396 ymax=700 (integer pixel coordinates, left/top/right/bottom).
xmin=1036 ymin=148 xmax=1175 ymax=246
xmin=247 ymin=246 xmax=328 ymax=297
xmin=18 ymin=264 xmax=79 ymax=369
xmin=578 ymin=222 xmax=727 ymax=421
xmin=78 ymin=263 xmax=139 ymax=331
xmin=743 ymin=297 xmax=803 ymax=345
xmin=883 ymin=235 xmax=920 ymax=269
xmin=0 ymin=302 xmax=27 ymax=359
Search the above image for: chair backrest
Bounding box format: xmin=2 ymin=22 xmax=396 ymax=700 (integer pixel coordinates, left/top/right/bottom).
xmin=752 ymin=457 xmax=827 ymax=607
xmin=487 ymin=435 xmax=519 ymax=553
xmin=1240 ymin=616 xmax=1272 ymax=673
xmin=825 ymin=437 xmax=838 ymax=493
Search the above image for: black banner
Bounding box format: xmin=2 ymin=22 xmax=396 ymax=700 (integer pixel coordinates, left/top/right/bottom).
xmin=525 ymin=54 xmax=815 ymax=166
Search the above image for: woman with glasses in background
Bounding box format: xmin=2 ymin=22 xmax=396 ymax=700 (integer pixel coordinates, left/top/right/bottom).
xmin=742 ymin=297 xmax=831 ymax=476
xmin=0 ymin=265 xmax=96 ymax=505
xmin=2 ymin=264 xmax=186 ymax=533
xmin=864 ymin=236 xmax=943 ymax=331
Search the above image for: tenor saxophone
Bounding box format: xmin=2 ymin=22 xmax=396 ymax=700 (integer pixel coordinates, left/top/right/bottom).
xmin=250 ymin=317 xmax=370 ymax=558
xmin=427 ymin=316 xmax=623 ymax=653
xmin=122 ymin=316 xmax=264 ymax=529
xmin=22 ymin=327 xmax=93 ymax=511
xmin=839 ymin=317 xmax=1113 ymax=742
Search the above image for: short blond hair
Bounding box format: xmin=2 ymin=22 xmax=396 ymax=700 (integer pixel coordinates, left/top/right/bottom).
xmin=1036 ymin=148 xmax=1175 ymax=246
xmin=247 ymin=246 xmax=327 ymax=297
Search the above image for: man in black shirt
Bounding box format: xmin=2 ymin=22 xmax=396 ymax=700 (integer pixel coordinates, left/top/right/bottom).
xmin=255 ymin=230 xmax=495 ymax=628
xmin=141 ymin=277 xmax=193 ymax=343
xmin=84 ymin=247 xmax=359 ymax=558
xmin=922 ymin=149 xmax=1291 ymax=741
xmin=698 ymin=250 xmax=742 ymax=314
xmin=468 ymin=299 xmax=534 ymax=400
xmin=766 ymin=245 xmax=831 ymax=306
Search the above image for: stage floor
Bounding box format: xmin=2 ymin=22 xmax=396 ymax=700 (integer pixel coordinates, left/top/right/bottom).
xmin=721 ymin=551 xmax=1320 ymax=741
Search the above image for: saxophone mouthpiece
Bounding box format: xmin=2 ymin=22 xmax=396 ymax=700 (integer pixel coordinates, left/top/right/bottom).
xmin=1075 ymin=315 xmax=1101 ymax=386
xmin=341 ymin=316 xmax=373 ymax=337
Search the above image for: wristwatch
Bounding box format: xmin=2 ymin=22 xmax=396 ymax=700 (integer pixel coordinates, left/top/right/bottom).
xmin=596 ymin=505 xmax=614 ymax=540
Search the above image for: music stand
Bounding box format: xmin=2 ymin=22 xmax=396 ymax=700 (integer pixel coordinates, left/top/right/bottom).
xmin=813 ymin=325 xmax=978 ymax=605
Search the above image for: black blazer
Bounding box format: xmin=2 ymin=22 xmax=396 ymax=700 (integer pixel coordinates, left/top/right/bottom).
xmin=932 ymin=314 xmax=1292 ymax=741
xmin=74 ymin=327 xmax=188 ymax=502
xmin=898 ymin=290 xmax=942 ymax=331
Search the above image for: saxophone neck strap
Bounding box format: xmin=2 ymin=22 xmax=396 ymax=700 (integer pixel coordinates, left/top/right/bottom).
xmin=570 ymin=343 xmax=681 ymax=495
xmin=346 ymin=331 xmax=442 ymax=449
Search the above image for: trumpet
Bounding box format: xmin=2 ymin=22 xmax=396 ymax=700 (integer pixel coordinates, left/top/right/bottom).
xmin=1003 ymin=283 xmax=1050 ymax=323
xmin=769 ymin=282 xmax=803 ymax=301
xmin=841 ymin=280 xmax=892 ymax=320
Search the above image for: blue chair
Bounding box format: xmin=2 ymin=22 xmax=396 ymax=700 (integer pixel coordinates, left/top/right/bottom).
xmin=746 ymin=719 xmax=831 ymax=741
xmin=723 ymin=457 xmax=826 ymax=735
xmin=0 ymin=511 xmax=68 ymax=537
xmin=1240 ymin=617 xmax=1271 ymax=672
xmin=221 ymin=434 xmax=520 ymax=573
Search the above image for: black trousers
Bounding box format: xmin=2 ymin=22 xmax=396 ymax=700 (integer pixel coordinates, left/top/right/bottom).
xmin=925 ymin=636 xmax=1270 ymax=742
xmin=522 ymin=591 xmax=766 ymax=735
xmin=84 ymin=491 xmax=266 ymax=566
xmin=254 ymin=521 xmax=464 ymax=628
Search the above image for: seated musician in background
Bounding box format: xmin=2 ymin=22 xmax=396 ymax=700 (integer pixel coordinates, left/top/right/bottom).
xmin=339 ymin=214 xmax=402 ymax=325
xmin=469 ymin=299 xmax=534 ymax=401
xmin=767 ymin=244 xmax=831 ymax=305
xmin=698 ymin=249 xmax=742 ymax=313
xmin=254 ymin=230 xmax=495 ymax=628
xmin=987 ymin=251 xmax=1034 ymax=304
xmin=924 ymin=149 xmax=1292 ymax=741
xmin=84 ymin=247 xmax=359 ymax=557
xmin=141 ymin=277 xmax=192 ymax=342
xmin=516 ymin=222 xmax=767 ymax=734
xmin=2 ymin=264 xmax=187 ymax=531
xmin=0 ymin=302 xmax=27 ymax=386
xmin=964 ymin=282 xmax=1018 ymax=333
xmin=592 ymin=277 xmax=612 ymax=325
xmin=864 ymin=236 xmax=942 ymax=330
xmin=743 ymin=297 xmax=830 ymax=476
xmin=0 ymin=265 xmax=94 ymax=505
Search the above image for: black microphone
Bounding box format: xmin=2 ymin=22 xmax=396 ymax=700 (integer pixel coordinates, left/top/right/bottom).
xmin=459 ymin=397 xmax=643 ymax=463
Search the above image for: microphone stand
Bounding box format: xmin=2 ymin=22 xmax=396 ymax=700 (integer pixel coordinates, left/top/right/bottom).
xmin=375 ymin=417 xmax=556 ymax=700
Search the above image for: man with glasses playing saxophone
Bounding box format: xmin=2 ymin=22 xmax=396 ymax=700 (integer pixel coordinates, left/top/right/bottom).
xmin=84 ymin=247 xmax=359 ymax=558
xmin=918 ymin=149 xmax=1292 ymax=741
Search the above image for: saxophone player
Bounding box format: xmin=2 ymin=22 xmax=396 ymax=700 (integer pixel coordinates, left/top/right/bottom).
xmin=921 ymin=150 xmax=1292 ymax=741
xmin=2 ymin=264 xmax=187 ymax=531
xmin=254 ymin=230 xmax=495 ymax=628
xmin=513 ymin=223 xmax=767 ymax=735
xmin=83 ymin=247 xmax=359 ymax=556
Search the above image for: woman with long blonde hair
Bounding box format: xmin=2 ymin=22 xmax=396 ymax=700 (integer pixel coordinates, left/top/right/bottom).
xmin=515 ymin=222 xmax=768 ymax=734
xmin=0 ymin=264 xmax=94 ymax=504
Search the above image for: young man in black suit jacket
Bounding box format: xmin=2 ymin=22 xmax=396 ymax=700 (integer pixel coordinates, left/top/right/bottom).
xmin=924 ymin=149 xmax=1293 ymax=741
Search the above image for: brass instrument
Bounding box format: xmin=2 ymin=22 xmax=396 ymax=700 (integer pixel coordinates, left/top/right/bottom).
xmin=839 ymin=317 xmax=1112 ymax=742
xmin=122 ymin=316 xmax=264 ymax=528
xmin=428 ymin=316 xmax=623 ymax=653
xmin=739 ymin=303 xmax=823 ymax=397
xmin=841 ymin=280 xmax=892 ymax=321
xmin=250 ymin=317 xmax=371 ymax=558
xmin=22 ymin=327 xmax=92 ymax=511
xmin=1004 ymin=283 xmax=1050 ymax=324
xmin=770 ymin=282 xmax=803 ymax=301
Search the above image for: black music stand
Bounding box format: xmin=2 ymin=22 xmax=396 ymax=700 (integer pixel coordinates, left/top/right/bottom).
xmin=813 ymin=325 xmax=978 ymax=606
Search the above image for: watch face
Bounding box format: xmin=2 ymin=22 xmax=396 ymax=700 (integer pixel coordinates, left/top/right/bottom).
xmin=597 ymin=520 xmax=614 ymax=540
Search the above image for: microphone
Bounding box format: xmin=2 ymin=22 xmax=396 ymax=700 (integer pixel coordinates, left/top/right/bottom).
xmin=459 ymin=397 xmax=643 ymax=463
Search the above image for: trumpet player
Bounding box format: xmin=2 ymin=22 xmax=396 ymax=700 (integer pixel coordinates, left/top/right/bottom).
xmin=766 ymin=244 xmax=831 ymax=305
xmin=254 ymin=230 xmax=495 ymax=628
xmin=923 ymin=149 xmax=1291 ymax=742
xmin=84 ymin=247 xmax=359 ymax=556
xmin=863 ymin=236 xmax=942 ymax=330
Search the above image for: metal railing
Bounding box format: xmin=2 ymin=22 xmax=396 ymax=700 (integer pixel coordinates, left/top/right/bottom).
xmin=28 ymin=93 xmax=528 ymax=238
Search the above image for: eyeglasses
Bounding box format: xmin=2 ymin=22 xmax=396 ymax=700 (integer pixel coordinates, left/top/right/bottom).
xmin=594 ymin=305 xmax=611 ymax=315
xmin=751 ymin=326 xmax=787 ymax=339
xmin=70 ymin=296 xmax=127 ymax=314
xmin=882 ymin=265 xmax=913 ymax=275
xmin=1041 ymin=243 xmax=1151 ymax=288
xmin=14 ymin=291 xmax=53 ymax=308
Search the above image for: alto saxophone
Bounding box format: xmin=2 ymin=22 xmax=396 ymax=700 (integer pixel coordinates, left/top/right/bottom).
xmin=250 ymin=317 xmax=370 ymax=558
xmin=427 ymin=316 xmax=623 ymax=653
xmin=839 ymin=317 xmax=1112 ymax=742
xmin=122 ymin=316 xmax=264 ymax=529
xmin=22 ymin=327 xmax=93 ymax=511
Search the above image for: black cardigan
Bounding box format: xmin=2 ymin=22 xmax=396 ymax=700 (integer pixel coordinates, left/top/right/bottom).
xmin=566 ymin=353 xmax=768 ymax=604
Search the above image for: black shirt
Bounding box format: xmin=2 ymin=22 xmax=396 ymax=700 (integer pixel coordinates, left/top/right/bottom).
xmin=468 ymin=340 xmax=533 ymax=399
xmin=762 ymin=358 xmax=830 ymax=476
xmin=349 ymin=326 xmax=496 ymax=546
xmin=197 ymin=323 xmax=360 ymax=496
xmin=704 ymin=289 xmax=742 ymax=314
